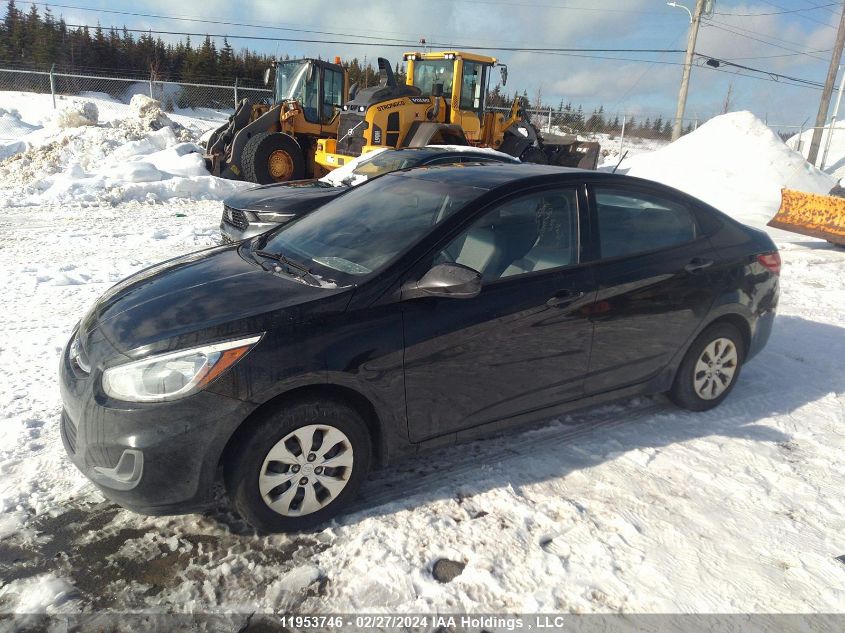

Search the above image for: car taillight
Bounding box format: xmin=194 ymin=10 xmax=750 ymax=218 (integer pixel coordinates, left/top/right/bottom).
xmin=758 ymin=252 xmax=781 ymax=276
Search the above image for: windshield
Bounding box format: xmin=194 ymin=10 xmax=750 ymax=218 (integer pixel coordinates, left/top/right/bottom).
xmin=274 ymin=60 xmax=311 ymax=103
xmin=260 ymin=174 xmax=483 ymax=278
xmin=413 ymin=60 xmax=454 ymax=98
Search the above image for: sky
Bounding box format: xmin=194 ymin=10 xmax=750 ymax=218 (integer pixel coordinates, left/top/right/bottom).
xmin=15 ymin=0 xmax=845 ymax=129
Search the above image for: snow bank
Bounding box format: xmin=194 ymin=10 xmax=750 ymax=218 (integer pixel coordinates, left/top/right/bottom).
xmin=615 ymin=111 xmax=836 ymax=230
xmin=0 ymin=95 xmax=248 ymax=206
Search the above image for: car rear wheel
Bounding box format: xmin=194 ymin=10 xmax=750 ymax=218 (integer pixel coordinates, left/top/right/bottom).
xmin=669 ymin=322 xmax=745 ymax=411
xmin=225 ymin=398 xmax=371 ymax=532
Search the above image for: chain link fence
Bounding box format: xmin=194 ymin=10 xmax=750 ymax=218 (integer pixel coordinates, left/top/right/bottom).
xmin=0 ymin=66 xmax=272 ymax=142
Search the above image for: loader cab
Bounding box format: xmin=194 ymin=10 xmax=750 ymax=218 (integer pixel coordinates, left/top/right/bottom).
xmin=405 ymin=51 xmax=496 ymax=140
xmin=271 ymin=59 xmax=347 ymax=125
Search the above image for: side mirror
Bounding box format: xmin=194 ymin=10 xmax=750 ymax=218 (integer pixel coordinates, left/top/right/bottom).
xmin=500 ymin=65 xmax=508 ymax=87
xmin=402 ymin=263 xmax=482 ymax=300
xmin=349 ymin=83 xmax=359 ymax=100
xmin=263 ymin=67 xmax=273 ymax=86
xmin=432 ymin=82 xmax=444 ymax=98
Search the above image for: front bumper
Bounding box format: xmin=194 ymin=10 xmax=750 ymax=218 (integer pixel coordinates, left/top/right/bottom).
xmin=58 ymin=334 xmax=255 ymax=515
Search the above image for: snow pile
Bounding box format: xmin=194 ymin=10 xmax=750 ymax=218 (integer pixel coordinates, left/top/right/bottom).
xmin=53 ymin=100 xmax=98 ymax=129
xmin=0 ymin=96 xmax=248 ymax=206
xmin=615 ymin=111 xmax=837 ymax=230
xmin=0 ymin=91 xmax=231 ymax=165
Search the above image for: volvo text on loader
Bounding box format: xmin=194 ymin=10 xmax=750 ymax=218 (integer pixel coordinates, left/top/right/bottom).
xmin=315 ymin=51 xmax=600 ymax=171
xmin=205 ymin=57 xmax=349 ymax=184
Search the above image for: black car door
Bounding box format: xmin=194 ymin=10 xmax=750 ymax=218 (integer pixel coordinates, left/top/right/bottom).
xmin=401 ymin=185 xmax=597 ymax=443
xmin=583 ymin=184 xmax=720 ymax=395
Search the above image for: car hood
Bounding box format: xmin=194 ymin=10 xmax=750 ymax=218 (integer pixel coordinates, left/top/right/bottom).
xmin=225 ymin=180 xmax=345 ymax=214
xmin=79 ymin=244 xmax=351 ymax=361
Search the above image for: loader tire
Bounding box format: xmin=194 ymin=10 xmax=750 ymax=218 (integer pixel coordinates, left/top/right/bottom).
xmin=520 ymin=147 xmax=548 ymax=164
xmin=242 ymin=132 xmax=305 ymax=184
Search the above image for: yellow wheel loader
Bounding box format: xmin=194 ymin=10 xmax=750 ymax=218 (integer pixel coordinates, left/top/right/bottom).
xmin=205 ymin=57 xmax=348 ymax=184
xmin=769 ymin=187 xmax=845 ymax=246
xmin=315 ymin=51 xmax=600 ymax=171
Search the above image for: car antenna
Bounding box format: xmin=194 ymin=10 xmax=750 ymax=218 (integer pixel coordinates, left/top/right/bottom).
xmin=612 ymin=151 xmax=629 ymax=175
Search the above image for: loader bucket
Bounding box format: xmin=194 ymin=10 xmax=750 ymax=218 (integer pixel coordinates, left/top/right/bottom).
xmin=768 ymin=188 xmax=845 ymax=246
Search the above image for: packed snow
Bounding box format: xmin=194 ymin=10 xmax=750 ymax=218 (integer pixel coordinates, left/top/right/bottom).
xmin=0 ymin=96 xmax=843 ymax=622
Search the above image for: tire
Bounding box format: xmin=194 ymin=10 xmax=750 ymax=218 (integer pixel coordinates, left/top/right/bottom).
xmin=669 ymin=322 xmax=745 ymax=412
xmin=520 ymin=147 xmax=549 ymax=164
xmin=225 ymin=398 xmax=372 ymax=533
xmin=241 ymin=132 xmax=305 ymax=184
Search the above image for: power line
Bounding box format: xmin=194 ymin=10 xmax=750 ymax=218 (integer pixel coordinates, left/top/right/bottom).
xmin=701 ymin=21 xmax=830 ymax=62
xmin=714 ymin=2 xmax=839 ymax=16
xmin=58 ymin=23 xmax=685 ymax=55
xmin=44 ymin=20 xmax=830 ymax=93
xmin=695 ymin=53 xmax=825 ymax=87
xmin=758 ymin=0 xmax=838 ymax=28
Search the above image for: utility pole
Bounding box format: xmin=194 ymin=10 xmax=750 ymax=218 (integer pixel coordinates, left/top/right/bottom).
xmin=808 ymin=4 xmax=845 ymax=166
xmin=671 ymin=0 xmax=706 ymax=141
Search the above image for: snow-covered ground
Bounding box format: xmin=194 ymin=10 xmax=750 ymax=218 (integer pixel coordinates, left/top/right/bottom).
xmin=0 ymin=98 xmax=843 ymax=621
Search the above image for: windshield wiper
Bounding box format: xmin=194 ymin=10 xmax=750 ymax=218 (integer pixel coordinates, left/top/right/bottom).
xmin=254 ymin=249 xmax=324 ymax=285
xmin=255 ymin=249 xmax=309 ymax=273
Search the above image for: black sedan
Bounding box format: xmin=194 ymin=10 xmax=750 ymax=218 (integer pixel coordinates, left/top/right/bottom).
xmin=220 ymin=146 xmax=519 ymax=242
xmin=60 ymin=164 xmax=779 ymax=532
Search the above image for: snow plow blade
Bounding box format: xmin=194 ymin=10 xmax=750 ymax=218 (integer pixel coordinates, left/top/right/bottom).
xmin=768 ymin=188 xmax=845 ymax=245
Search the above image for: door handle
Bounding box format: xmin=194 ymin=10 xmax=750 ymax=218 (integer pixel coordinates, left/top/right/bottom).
xmin=685 ymin=258 xmax=714 ymax=273
xmin=546 ymin=290 xmax=585 ymax=307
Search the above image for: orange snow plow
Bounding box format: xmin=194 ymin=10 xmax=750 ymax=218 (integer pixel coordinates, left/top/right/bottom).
xmin=768 ymin=188 xmax=845 ymax=246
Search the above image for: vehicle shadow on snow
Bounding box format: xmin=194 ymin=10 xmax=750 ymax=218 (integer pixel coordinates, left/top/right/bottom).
xmin=340 ymin=314 xmax=845 ymax=523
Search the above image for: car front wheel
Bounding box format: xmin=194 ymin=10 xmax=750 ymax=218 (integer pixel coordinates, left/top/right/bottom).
xmin=669 ymin=322 xmax=745 ymax=411
xmin=225 ymin=398 xmax=371 ymax=532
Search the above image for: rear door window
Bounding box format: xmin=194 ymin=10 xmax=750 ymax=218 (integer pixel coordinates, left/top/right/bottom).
xmin=593 ymin=187 xmax=698 ymax=258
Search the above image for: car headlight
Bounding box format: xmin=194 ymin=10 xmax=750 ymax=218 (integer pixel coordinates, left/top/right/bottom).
xmin=255 ymin=211 xmax=296 ymax=223
xmin=102 ymin=335 xmax=262 ymax=402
